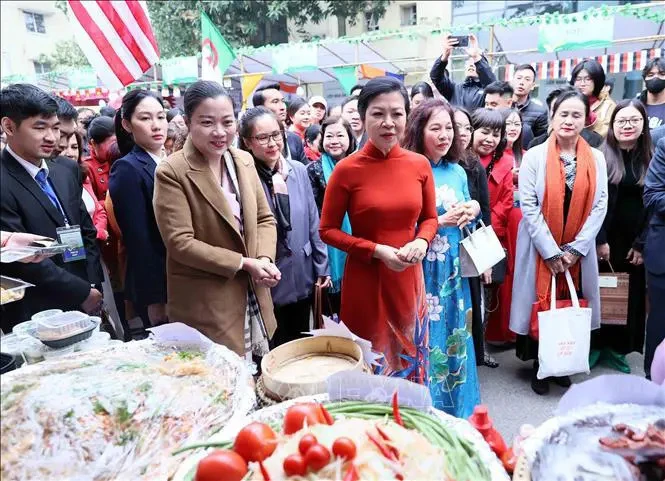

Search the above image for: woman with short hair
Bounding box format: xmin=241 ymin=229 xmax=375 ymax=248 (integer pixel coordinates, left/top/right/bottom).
xmin=570 ymin=59 xmax=616 ymax=138
xmin=320 ymin=77 xmax=438 ymax=383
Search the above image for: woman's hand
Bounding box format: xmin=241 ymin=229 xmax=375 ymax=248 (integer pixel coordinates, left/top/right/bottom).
xmin=1 ymin=232 xmax=55 ymax=263
xmin=438 ymin=205 xmax=463 ymax=227
xmin=243 ymin=257 xmax=281 ymax=287
xmin=148 ymin=303 xmax=168 ymax=325
xmin=374 ymin=244 xmax=411 ymax=272
xmin=481 ymin=268 xmax=493 ymax=285
xmin=597 ymin=243 xmax=610 ymax=262
xmin=545 ymin=257 xmax=565 ymax=275
xmin=626 ymin=248 xmax=643 ymax=266
xmin=316 ymin=276 xmax=332 ymax=289
xmin=396 ymin=238 xmax=428 ymax=264
xmin=561 ymin=251 xmax=580 ymax=270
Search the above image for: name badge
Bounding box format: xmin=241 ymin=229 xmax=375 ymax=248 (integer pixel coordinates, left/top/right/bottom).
xmin=56 ymin=225 xmax=86 ymax=262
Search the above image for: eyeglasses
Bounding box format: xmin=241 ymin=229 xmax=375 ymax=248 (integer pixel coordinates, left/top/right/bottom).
xmin=615 ymin=118 xmax=643 ymax=128
xmin=574 ymin=76 xmax=593 ymax=84
xmin=506 ymin=121 xmax=522 ymax=128
xmin=252 ymin=132 xmax=283 ymax=145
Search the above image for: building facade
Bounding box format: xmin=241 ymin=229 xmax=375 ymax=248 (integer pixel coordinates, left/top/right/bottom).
xmin=1 ymin=1 xmax=73 ymax=80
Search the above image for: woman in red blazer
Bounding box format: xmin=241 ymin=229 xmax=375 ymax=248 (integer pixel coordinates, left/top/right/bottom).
xmin=470 ymin=108 xmax=515 ymax=349
xmin=84 ymin=116 xmax=118 ymax=202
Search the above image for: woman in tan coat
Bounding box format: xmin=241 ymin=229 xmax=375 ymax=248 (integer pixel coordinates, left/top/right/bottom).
xmin=153 ymin=81 xmax=280 ymax=359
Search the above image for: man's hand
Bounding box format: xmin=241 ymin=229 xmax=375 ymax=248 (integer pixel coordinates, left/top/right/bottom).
xmin=441 ymin=34 xmax=459 ymax=61
xmin=81 ymin=288 xmax=103 ymax=314
xmin=465 ymin=33 xmax=482 ymax=62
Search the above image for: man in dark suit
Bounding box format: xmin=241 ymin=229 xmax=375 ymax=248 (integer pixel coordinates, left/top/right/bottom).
xmin=251 ymin=84 xmax=308 ymax=165
xmin=644 ymin=137 xmax=665 ymax=379
xmin=0 ymin=84 xmax=103 ymax=330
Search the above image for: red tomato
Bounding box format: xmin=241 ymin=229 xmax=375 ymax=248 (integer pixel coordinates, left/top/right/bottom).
xmin=305 ymin=444 xmax=331 ymax=472
xmin=332 ymin=437 xmax=357 ymax=460
xmin=283 ymin=403 xmax=327 ymax=435
xmin=194 ymin=449 xmax=248 ymax=481
xmin=283 ymin=453 xmax=307 ymax=476
xmin=298 ymin=434 xmax=318 ymax=456
xmin=233 ymin=422 xmax=277 ymax=462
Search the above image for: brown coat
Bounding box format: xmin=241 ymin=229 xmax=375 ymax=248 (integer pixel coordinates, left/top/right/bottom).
xmin=153 ymin=139 xmax=277 ymax=355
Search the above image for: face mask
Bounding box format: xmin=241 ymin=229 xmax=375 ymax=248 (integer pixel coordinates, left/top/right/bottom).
xmin=646 ymin=78 xmax=665 ymax=94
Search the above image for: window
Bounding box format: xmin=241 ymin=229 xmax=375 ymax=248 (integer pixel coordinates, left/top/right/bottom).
xmin=24 ymin=11 xmax=46 ymax=34
xmin=365 ymin=12 xmax=379 ymax=31
xmin=400 ymin=4 xmax=418 ymax=26
xmin=33 ymin=61 xmax=50 ymax=74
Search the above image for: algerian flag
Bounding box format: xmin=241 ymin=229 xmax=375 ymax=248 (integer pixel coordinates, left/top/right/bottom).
xmin=201 ymin=11 xmax=236 ymax=81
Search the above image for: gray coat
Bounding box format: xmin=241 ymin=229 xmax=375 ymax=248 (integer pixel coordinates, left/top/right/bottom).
xmin=261 ymin=159 xmax=329 ymax=306
xmin=509 ymin=139 xmax=608 ymax=335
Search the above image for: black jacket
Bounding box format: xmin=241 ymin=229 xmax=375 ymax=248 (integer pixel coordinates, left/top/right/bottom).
xmin=108 ymin=146 xmax=167 ymax=308
xmin=527 ymin=128 xmax=603 ymax=150
xmin=462 ymin=159 xmax=491 ymax=226
xmin=286 ymin=131 xmax=307 ymax=165
xmin=430 ymin=56 xmax=496 ymax=111
xmin=517 ymin=97 xmax=549 ymax=139
xmin=1 ymin=149 xmax=103 ymax=329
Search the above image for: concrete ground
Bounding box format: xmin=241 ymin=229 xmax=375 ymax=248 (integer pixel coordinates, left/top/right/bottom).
xmin=477 ymin=345 xmax=645 ymax=442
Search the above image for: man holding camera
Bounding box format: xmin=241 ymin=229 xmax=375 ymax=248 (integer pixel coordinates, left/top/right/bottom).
xmin=429 ymin=33 xmax=496 ymax=111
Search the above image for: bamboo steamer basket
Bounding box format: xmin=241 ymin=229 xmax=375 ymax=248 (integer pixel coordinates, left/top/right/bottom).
xmin=261 ymin=336 xmax=364 ymax=401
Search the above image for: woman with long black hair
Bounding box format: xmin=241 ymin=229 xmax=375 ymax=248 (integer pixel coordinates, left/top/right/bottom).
xmin=593 ymin=99 xmax=653 ymax=372
xmin=108 ymin=90 xmax=168 ymax=338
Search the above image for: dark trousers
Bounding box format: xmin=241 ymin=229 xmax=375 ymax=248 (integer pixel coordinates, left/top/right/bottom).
xmin=272 ymin=296 xmax=313 ymax=347
xmin=645 ymin=271 xmax=665 ymax=379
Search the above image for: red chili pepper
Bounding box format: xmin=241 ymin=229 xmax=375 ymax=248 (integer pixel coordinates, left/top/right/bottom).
xmin=319 ymin=404 xmax=335 ymax=425
xmin=343 ymin=464 xmax=360 ymax=481
xmin=259 ymin=461 xmax=271 ymax=481
xmin=375 ymin=425 xmax=400 ymax=460
xmin=391 ymin=391 xmax=404 ymax=427
xmin=366 ymin=430 xmax=397 ymax=461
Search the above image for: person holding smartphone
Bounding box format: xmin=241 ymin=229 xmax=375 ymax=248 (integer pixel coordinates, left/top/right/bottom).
xmin=429 ymin=33 xmax=497 ymax=111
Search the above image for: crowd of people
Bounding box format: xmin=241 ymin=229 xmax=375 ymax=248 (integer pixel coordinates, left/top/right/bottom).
xmin=1 ymin=33 xmax=664 ymax=418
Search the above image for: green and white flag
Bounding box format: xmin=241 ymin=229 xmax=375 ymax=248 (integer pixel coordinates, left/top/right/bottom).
xmin=201 ymin=11 xmax=236 ymax=80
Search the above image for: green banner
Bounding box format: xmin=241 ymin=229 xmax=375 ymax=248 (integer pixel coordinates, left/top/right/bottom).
xmin=67 ymin=68 xmax=98 ymax=90
xmin=161 ymin=56 xmax=198 ymax=85
xmin=332 ymin=66 xmax=357 ymax=95
xmin=538 ymin=13 xmax=614 ymax=52
xmin=272 ymin=44 xmax=318 ymax=75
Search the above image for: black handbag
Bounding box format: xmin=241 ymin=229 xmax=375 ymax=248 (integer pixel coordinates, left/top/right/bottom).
xmin=489 ymin=249 xmax=508 ymax=285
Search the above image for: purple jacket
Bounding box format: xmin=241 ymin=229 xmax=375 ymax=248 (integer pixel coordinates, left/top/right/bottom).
xmin=259 ymin=159 xmax=329 ymax=306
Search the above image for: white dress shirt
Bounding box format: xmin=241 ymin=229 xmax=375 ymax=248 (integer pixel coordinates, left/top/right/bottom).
xmin=147 ymin=151 xmax=162 ymax=165
xmin=6 ymin=145 xmax=48 ymax=181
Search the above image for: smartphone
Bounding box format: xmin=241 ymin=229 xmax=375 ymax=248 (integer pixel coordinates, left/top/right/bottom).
xmin=450 ymin=35 xmax=469 ymax=47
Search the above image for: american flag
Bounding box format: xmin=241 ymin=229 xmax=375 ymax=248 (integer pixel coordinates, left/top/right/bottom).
xmin=68 ymin=0 xmax=159 ymax=90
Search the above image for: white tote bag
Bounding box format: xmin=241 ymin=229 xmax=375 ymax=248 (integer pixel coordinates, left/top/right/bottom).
xmin=537 ymin=270 xmax=592 ymax=380
xmin=459 ymin=220 xmax=506 ymax=278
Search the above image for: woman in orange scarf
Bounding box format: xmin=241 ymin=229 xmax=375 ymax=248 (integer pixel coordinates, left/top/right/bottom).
xmin=509 ymin=89 xmax=608 ymax=395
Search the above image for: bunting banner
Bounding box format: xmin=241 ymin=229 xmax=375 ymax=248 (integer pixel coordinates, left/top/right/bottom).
xmin=332 ymin=66 xmax=357 ymax=95
xmin=279 ymin=82 xmax=299 ymax=94
xmin=503 ymin=48 xmax=664 ymax=81
xmin=241 ymin=73 xmax=264 ymax=109
xmin=359 ymin=64 xmax=404 ymax=81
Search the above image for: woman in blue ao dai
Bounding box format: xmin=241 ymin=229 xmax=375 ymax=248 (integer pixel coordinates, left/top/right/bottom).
xmin=403 ymin=98 xmax=482 ymax=418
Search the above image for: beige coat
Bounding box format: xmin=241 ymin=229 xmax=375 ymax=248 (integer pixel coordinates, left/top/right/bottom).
xmin=153 ymin=139 xmax=277 ymax=355
xmin=589 ymin=94 xmax=617 ymax=138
